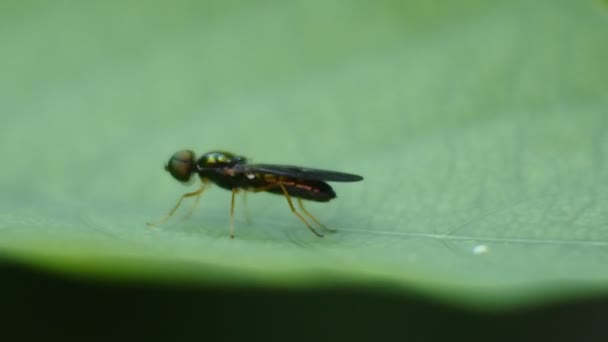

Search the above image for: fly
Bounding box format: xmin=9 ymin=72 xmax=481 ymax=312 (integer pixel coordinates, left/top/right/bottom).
xmin=147 ymin=150 xmax=363 ymax=238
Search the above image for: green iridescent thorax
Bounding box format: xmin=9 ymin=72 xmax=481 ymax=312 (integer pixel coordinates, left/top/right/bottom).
xmin=197 ymin=151 xmax=246 ymax=169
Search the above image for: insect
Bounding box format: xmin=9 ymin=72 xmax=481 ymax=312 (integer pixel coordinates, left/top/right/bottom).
xmin=147 ymin=150 xmax=363 ymax=238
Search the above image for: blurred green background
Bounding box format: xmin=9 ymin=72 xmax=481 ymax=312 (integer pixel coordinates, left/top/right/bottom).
xmin=1 ymin=0 xmax=608 ymax=338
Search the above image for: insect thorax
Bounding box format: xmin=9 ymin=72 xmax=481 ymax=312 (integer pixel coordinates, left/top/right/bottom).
xmin=196 ymin=151 xmax=245 ymax=169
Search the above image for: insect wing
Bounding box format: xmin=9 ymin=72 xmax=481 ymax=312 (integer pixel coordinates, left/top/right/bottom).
xmin=244 ymin=164 xmax=363 ymax=182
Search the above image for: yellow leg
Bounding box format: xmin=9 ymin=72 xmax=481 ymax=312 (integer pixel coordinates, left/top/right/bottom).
xmin=230 ymin=188 xmax=237 ymax=238
xmin=278 ymin=184 xmax=323 ymax=237
xmin=147 ymin=183 xmax=206 ymax=227
xmin=180 ymin=183 xmax=208 ymax=221
xmin=297 ymin=198 xmax=334 ymax=232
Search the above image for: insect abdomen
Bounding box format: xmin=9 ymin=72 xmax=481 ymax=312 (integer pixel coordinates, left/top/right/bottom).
xmin=265 ymin=180 xmax=336 ymax=202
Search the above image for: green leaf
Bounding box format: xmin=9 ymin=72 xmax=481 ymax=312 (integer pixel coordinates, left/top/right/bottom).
xmin=1 ymin=0 xmax=607 ymax=309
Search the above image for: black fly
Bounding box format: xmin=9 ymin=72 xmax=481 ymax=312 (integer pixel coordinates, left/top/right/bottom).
xmin=148 ymin=150 xmax=363 ymax=238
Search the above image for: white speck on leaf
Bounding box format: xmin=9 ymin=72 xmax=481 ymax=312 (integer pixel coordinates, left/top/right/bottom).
xmin=473 ymin=245 xmax=489 ymax=255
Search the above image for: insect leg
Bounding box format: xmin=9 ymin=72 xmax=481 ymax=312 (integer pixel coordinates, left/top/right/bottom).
xmin=230 ymin=188 xmax=237 ymax=238
xmin=297 ymin=198 xmax=335 ymax=232
xmin=180 ymin=183 xmax=209 ymax=221
xmin=147 ymin=183 xmax=207 ymax=227
xmin=278 ymin=183 xmax=324 ymax=237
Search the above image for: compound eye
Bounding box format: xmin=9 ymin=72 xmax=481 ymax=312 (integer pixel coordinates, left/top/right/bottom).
xmin=165 ymin=150 xmax=195 ymax=182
